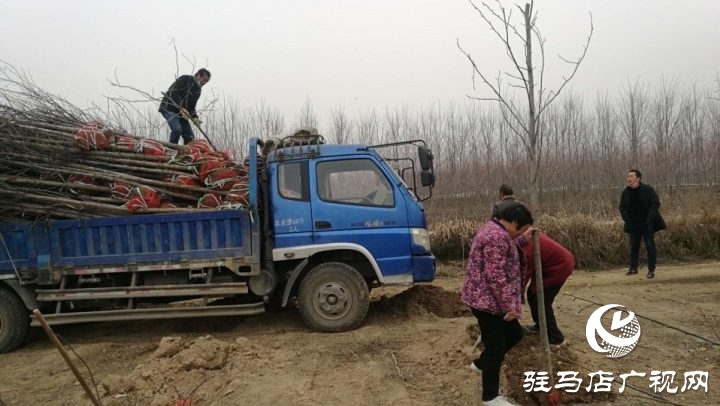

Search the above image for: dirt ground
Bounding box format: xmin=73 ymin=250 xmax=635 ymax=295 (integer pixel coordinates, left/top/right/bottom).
xmin=0 ymin=261 xmax=718 ymax=405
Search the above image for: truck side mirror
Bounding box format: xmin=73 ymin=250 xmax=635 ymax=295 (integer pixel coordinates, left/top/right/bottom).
xmin=418 ymin=146 xmax=433 ymax=171
xmin=421 ymin=170 xmax=435 ymax=187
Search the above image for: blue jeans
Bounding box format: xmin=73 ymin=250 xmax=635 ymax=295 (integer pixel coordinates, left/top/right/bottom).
xmin=628 ymin=224 xmax=656 ymax=270
xmin=161 ymin=110 xmax=195 ymax=145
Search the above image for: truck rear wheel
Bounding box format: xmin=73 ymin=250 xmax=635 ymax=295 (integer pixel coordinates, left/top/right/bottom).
xmin=298 ymin=262 xmax=369 ymax=332
xmin=0 ymin=288 xmax=30 ymax=353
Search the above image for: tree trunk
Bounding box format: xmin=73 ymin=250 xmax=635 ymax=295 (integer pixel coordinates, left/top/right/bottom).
xmin=524 ymin=3 xmax=539 ymax=208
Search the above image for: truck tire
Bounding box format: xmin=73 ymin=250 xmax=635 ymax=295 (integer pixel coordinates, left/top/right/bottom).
xmin=298 ymin=262 xmax=369 ymax=332
xmin=0 ymin=288 xmax=30 ymax=353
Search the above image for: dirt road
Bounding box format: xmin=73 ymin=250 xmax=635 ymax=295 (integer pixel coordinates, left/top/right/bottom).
xmin=1 ymin=262 xmax=718 ymax=405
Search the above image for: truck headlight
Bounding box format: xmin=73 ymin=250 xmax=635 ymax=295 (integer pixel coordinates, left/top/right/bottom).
xmin=411 ymin=228 xmax=431 ymax=252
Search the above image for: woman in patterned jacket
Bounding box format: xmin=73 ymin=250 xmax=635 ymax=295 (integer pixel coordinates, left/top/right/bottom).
xmin=461 ymin=202 xmax=534 ymax=406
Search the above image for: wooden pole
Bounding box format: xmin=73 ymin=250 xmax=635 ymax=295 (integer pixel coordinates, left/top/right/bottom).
xmin=32 ymin=309 xmax=103 ymax=406
xmin=532 ymin=229 xmax=559 ymax=405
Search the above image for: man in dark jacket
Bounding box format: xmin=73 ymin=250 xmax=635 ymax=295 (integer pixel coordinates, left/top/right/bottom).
xmin=523 ymin=232 xmax=574 ymax=349
xmin=159 ymin=68 xmax=211 ymax=145
xmin=619 ymin=169 xmax=666 ymax=279
xmin=491 ymin=184 xmax=517 ymax=219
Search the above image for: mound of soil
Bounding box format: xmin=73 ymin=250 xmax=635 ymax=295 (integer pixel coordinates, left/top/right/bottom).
xmin=504 ymin=338 xmax=617 ymax=405
xmin=371 ymin=285 xmax=471 ymax=318
xmin=99 ymin=335 xmax=271 ymax=406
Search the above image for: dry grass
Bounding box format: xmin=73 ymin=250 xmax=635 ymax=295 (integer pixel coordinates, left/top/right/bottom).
xmin=428 ymin=193 xmax=720 ymax=269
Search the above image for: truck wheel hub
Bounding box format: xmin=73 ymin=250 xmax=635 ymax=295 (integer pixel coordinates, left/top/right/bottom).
xmin=314 ymin=283 xmax=351 ymax=319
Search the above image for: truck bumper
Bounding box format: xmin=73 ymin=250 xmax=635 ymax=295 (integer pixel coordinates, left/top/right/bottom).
xmin=412 ymin=254 xmax=436 ymax=282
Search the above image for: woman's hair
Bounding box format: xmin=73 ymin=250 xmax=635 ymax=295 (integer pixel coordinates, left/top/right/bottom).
xmin=498 ymin=202 xmax=534 ymax=227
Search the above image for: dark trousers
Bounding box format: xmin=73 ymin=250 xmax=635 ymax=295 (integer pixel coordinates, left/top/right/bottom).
xmin=161 ymin=110 xmax=195 ymax=145
xmin=471 ymin=308 xmax=524 ymax=401
xmin=527 ymin=283 xmax=565 ymax=345
xmin=628 ymin=226 xmax=656 ymax=270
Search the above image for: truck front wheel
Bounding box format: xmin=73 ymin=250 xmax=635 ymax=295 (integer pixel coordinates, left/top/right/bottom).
xmin=298 ymin=262 xmax=369 ymax=332
xmin=0 ymin=288 xmax=30 ymax=353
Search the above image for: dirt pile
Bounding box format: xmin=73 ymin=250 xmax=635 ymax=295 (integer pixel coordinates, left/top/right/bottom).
xmin=371 ymin=284 xmax=471 ymax=318
xmin=99 ymin=335 xmax=271 ymax=405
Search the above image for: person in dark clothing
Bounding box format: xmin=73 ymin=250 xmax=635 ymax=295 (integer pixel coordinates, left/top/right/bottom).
xmin=159 ymin=68 xmax=211 ymax=145
xmin=491 ymin=184 xmax=517 ymax=219
xmin=522 ymin=233 xmax=574 ymax=349
xmin=619 ymin=169 xmax=666 ymax=279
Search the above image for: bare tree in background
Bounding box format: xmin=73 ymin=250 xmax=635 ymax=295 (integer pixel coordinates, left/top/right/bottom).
xmin=707 ymin=81 xmax=720 ymax=186
xmin=593 ymin=92 xmax=620 ymax=185
xmin=295 ymin=97 xmax=318 ymax=130
xmin=618 ymin=81 xmax=649 ymax=165
xmin=679 ymin=84 xmax=707 ymax=186
xmin=357 ymin=109 xmax=379 ymax=145
xmin=458 ymin=0 xmax=592 ymax=206
xmin=330 ymin=103 xmax=352 ymax=144
xmin=650 ymin=78 xmax=683 ymax=186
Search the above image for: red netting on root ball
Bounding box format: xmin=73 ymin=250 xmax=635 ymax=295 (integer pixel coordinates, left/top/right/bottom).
xmin=75 ymin=125 xmax=111 ymax=151
xmin=123 ymin=186 xmax=161 ymax=212
xmin=114 ymin=135 xmax=139 ymax=151
xmin=204 ymin=167 xmax=238 ymax=191
xmin=173 ymin=145 xmax=202 ymax=165
xmin=224 ymin=177 xmax=249 ymax=206
xmin=66 ymin=174 xmax=98 ymax=195
xmin=137 ymin=139 xmax=166 ymax=156
xmin=110 ymin=181 xmax=132 ymax=199
xmin=187 ymin=140 xmax=214 ymax=154
xmin=171 ymin=174 xmax=200 ymax=190
xmin=198 ymin=159 xmax=226 ymax=183
xmin=198 ymin=193 xmax=222 ymax=208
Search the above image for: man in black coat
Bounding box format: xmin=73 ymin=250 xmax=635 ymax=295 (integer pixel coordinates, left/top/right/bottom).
xmin=159 ymin=68 xmax=211 ymax=144
xmin=491 ymin=184 xmax=518 ymax=219
xmin=619 ymin=169 xmax=666 ymax=279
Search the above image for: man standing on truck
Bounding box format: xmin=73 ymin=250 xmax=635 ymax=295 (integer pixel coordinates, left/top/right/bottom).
xmin=159 ymin=68 xmax=211 ymax=145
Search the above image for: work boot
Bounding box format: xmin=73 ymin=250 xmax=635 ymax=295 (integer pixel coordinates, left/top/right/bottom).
xmin=626 ymin=267 xmax=638 ymax=275
xmin=647 ymin=269 xmax=655 ymax=279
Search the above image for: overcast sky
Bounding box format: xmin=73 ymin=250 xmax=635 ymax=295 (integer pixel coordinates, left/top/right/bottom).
xmin=2 ymin=0 xmax=719 ymax=123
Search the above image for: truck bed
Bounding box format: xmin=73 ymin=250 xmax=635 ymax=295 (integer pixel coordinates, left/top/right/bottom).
xmin=0 ymin=210 xmax=257 ymax=281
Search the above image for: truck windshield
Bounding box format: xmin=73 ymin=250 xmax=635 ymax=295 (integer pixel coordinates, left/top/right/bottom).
xmin=379 ymin=157 xmax=418 ymax=201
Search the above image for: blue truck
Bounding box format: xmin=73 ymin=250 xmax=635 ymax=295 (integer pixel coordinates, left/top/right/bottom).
xmin=0 ymin=135 xmax=436 ymax=352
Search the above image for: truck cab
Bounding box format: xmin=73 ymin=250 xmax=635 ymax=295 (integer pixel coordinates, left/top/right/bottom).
xmin=262 ymin=136 xmax=435 ymax=331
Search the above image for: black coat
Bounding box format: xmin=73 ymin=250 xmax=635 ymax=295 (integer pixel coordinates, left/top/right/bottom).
xmin=619 ymin=183 xmax=667 ymax=233
xmin=158 ymin=75 xmax=202 ymax=118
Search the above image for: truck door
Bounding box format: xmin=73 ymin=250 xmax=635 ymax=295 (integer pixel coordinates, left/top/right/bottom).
xmin=310 ymin=158 xmax=412 ymax=277
xmin=271 ymin=160 xmax=314 ymax=248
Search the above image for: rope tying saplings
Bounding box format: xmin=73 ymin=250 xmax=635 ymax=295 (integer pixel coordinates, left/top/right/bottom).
xmin=0 ymin=67 xmax=252 ymax=221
